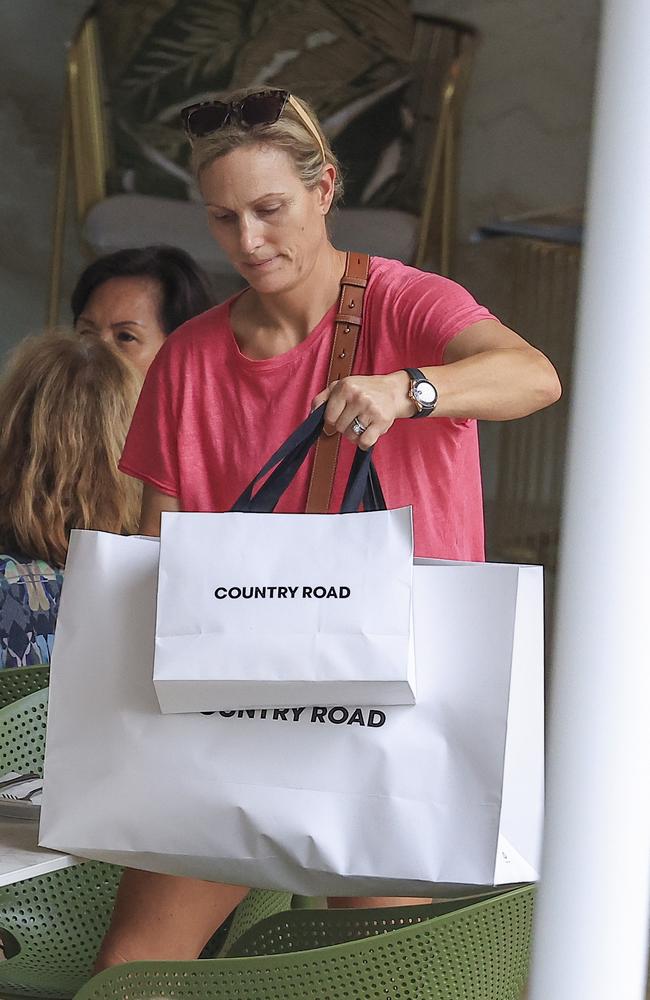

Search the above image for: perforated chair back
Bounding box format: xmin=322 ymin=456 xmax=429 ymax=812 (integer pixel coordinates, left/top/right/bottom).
xmin=73 ymin=885 xmax=535 ymax=1000
xmin=0 ymin=862 xmax=122 ymax=999
xmin=0 ymin=665 xmax=50 ymax=710
xmin=0 ymin=686 xmax=117 ymax=998
xmin=224 ymin=892 xmax=494 ymax=957
xmin=0 ymin=686 xmax=49 ymax=776
xmin=219 ymin=888 xmax=294 ymax=956
xmin=0 ymin=871 xmax=292 ymax=1000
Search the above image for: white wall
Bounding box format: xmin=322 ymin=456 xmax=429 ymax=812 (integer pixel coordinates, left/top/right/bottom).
xmin=415 ymin=0 xmax=600 ymax=236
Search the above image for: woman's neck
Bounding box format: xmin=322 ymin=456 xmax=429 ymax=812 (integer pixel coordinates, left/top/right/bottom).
xmin=233 ymin=243 xmax=347 ymax=359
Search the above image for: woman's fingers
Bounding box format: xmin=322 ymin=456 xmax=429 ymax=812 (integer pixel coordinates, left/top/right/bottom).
xmin=311 ymin=381 xmax=338 ymax=412
xmin=314 ymin=376 xmax=395 ymax=448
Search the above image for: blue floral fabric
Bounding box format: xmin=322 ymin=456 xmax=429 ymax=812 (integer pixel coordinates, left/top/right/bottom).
xmin=0 ymin=554 xmax=63 ymax=669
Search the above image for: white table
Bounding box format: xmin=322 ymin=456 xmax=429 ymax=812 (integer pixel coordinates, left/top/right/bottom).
xmin=0 ymin=819 xmax=81 ymax=886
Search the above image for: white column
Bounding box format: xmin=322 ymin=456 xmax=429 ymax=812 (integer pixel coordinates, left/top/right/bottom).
xmin=529 ymin=1 xmax=650 ymax=998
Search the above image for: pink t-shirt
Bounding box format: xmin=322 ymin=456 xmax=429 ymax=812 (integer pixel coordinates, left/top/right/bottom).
xmin=120 ymin=256 xmax=496 ymax=560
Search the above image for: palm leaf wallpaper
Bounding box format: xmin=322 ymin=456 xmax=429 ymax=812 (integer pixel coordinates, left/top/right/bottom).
xmin=97 ymin=0 xmax=419 ymax=205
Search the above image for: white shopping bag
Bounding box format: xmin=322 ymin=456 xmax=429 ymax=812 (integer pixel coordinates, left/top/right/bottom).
xmin=155 ymin=506 xmax=414 ymax=712
xmin=40 ymin=530 xmax=544 ymax=896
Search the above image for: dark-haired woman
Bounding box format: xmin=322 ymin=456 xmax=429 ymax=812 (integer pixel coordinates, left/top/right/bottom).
xmin=72 ymin=245 xmax=213 ymax=374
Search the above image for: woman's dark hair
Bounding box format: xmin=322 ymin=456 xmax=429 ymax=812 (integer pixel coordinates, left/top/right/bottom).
xmin=71 ymin=245 xmax=213 ymax=335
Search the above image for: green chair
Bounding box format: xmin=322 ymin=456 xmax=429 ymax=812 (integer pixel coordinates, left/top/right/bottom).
xmin=0 ymin=686 xmax=118 ymax=999
xmin=0 ymin=689 xmax=293 ymax=998
xmin=0 ymin=860 xmax=123 ymax=999
xmin=72 ymin=885 xmax=534 ymax=1000
xmin=0 ymin=665 xmax=50 ymax=711
xmin=0 ymin=685 xmax=49 ymax=776
xmin=0 ymin=862 xmax=293 ymax=1000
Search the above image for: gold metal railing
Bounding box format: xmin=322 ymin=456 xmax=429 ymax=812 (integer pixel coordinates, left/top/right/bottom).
xmin=47 ymin=14 xmax=108 ymax=328
xmin=412 ymin=21 xmax=478 ymax=275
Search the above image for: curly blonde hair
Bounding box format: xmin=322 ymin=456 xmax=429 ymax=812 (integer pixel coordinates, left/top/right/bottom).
xmin=190 ymin=87 xmax=344 ymax=210
xmin=0 ymin=333 xmax=143 ymax=568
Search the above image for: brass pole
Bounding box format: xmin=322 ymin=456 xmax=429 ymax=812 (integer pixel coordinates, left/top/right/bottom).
xmin=47 ymin=74 xmax=71 ymax=330
xmin=414 ymin=79 xmax=454 ymax=272
xmin=440 ymin=102 xmax=456 ymax=277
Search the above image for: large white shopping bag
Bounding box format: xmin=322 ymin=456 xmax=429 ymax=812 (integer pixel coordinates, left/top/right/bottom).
xmin=40 ymin=529 xmax=544 ymax=896
xmin=154 ymin=405 xmax=414 ymax=713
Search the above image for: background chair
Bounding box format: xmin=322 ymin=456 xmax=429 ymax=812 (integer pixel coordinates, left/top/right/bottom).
xmin=0 ymin=687 xmax=119 ymax=999
xmin=0 ymin=688 xmax=293 ymax=998
xmin=48 ymin=3 xmax=478 ymax=323
xmin=72 ymin=884 xmax=535 ymax=1000
xmin=0 ymin=665 xmax=49 ymax=711
xmin=478 ymin=213 xmax=582 ymax=650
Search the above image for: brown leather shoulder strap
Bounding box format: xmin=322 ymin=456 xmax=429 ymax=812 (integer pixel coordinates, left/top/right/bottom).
xmin=306 ymin=251 xmax=370 ymax=513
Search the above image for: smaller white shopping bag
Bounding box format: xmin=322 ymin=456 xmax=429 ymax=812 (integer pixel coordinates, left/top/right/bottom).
xmin=153 ymin=406 xmax=415 ymax=714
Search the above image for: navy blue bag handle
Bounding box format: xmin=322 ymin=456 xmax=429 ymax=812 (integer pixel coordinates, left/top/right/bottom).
xmin=231 ymin=403 xmax=386 ymax=514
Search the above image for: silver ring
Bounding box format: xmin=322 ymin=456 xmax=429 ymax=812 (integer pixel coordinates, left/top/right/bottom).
xmin=352 ymin=417 xmax=367 ymax=436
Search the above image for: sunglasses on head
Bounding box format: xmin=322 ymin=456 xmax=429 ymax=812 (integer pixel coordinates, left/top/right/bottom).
xmin=181 ymin=89 xmax=326 ymax=160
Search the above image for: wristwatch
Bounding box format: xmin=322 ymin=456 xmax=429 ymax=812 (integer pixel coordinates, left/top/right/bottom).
xmin=404 ymin=368 xmax=438 ymax=418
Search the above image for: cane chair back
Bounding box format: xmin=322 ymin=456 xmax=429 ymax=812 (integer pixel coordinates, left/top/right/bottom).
xmin=488 ymin=234 xmax=581 ymax=648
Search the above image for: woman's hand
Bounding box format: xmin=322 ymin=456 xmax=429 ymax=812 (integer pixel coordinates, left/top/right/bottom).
xmin=312 ymin=372 xmax=415 ymax=450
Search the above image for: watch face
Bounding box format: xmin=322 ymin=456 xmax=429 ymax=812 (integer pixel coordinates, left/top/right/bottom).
xmin=414 ymin=381 xmax=437 ymax=406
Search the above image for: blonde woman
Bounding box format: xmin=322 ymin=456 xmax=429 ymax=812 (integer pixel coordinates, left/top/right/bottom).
xmin=0 ymin=334 xmax=142 ymax=667
xmin=96 ymin=86 xmax=561 ymax=969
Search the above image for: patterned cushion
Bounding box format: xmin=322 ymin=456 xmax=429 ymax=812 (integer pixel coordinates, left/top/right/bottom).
xmin=96 ymin=0 xmax=415 ymax=206
xmin=0 ymin=555 xmax=63 ymax=669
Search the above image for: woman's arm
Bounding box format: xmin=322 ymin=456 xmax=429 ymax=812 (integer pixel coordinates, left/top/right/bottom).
xmin=139 ymin=485 xmax=181 ymax=537
xmin=313 ymin=319 xmax=561 ymax=449
xmin=431 ymin=318 xmax=561 ymax=419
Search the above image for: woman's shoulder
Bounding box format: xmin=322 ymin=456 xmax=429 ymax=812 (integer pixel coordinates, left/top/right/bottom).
xmin=367 ymin=256 xmax=464 ymax=295
xmin=366 ymin=256 xmax=487 ymax=321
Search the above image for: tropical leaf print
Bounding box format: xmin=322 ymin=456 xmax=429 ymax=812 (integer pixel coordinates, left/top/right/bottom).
xmin=98 ymin=0 xmax=179 ymax=85
xmin=96 ymin=0 xmax=418 ymax=205
xmin=114 ymin=0 xmax=246 ymax=117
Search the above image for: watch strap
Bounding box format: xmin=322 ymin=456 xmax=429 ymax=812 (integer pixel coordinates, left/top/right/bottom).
xmin=404 ymin=367 xmax=436 ymax=418
xmin=305 ymin=251 xmax=370 ymax=513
